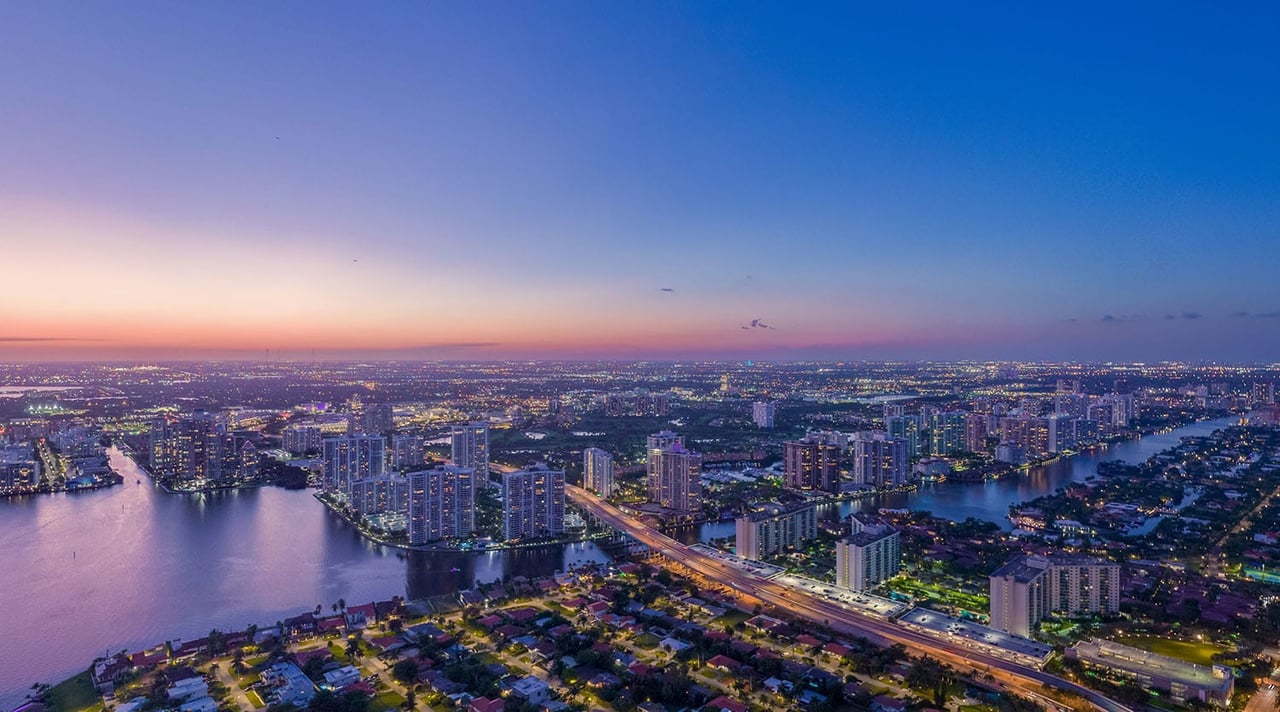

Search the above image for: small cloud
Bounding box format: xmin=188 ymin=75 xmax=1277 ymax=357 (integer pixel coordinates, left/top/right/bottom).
xmin=740 ymin=326 xmax=750 ymax=330
xmin=740 ymin=318 xmax=776 ymax=330
xmin=1163 ymin=314 xmax=1177 ymax=320
xmin=658 ymin=287 xmax=674 ymax=293
xmin=1181 ymin=311 xmax=1202 ymax=320
xmin=1232 ymin=311 xmax=1251 ymax=318
xmin=1255 ymin=311 xmax=1280 ymax=319
xmin=1100 ymin=314 xmax=1147 ymax=323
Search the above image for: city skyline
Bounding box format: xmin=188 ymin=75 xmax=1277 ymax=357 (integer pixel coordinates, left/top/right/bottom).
xmin=4 ymin=3 xmax=1280 ymax=362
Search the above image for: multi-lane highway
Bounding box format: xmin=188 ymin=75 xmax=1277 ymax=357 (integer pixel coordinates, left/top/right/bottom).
xmin=568 ymin=486 xmax=1133 ymax=712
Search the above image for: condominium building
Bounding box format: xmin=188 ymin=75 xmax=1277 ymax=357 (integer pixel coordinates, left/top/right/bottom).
xmin=646 ymin=430 xmax=683 ymax=499
xmin=735 ymin=502 xmax=817 ymax=560
xmin=322 ymin=435 xmax=386 ymax=495
xmin=752 ymin=401 xmax=776 ymax=429
xmin=450 ymin=422 xmax=489 ymax=481
xmin=406 ymin=464 xmax=476 ymax=544
xmin=649 ymin=442 xmax=702 ymax=513
xmin=835 ymin=517 xmax=901 ymax=592
xmin=929 ymin=411 xmax=968 ymax=456
xmin=783 ymin=437 xmax=841 ymax=492
xmin=348 ymin=474 xmax=410 ymax=517
xmin=989 ymin=554 xmax=1120 ymax=638
xmin=281 ymin=425 xmax=322 ymax=455
xmin=852 ymin=432 xmax=908 ymax=487
xmin=885 ymin=415 xmax=921 ymax=458
xmin=390 ymin=434 xmax=424 ymax=470
xmin=583 ymin=447 xmax=615 ymax=497
xmin=502 ymin=464 xmax=566 ymax=541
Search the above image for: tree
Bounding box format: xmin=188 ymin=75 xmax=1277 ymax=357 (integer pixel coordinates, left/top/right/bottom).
xmin=393 ymin=659 xmax=420 ymax=684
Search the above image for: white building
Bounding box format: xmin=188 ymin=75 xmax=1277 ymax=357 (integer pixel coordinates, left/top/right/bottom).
xmin=322 ymin=435 xmax=386 ymax=495
xmin=450 ymin=422 xmax=489 ymax=481
xmin=282 ymin=425 xmax=322 ymax=455
xmin=752 ymin=401 xmax=776 ymax=429
xmin=502 ymin=464 xmax=566 ymax=541
xmin=735 ymin=502 xmax=817 ymax=560
xmin=407 ymin=464 xmax=476 ymax=544
xmin=989 ymin=554 xmax=1120 ymax=638
xmin=646 ymin=430 xmax=683 ymax=497
xmin=835 ymin=519 xmax=900 ymax=592
xmin=649 ymin=443 xmax=701 ymax=513
xmin=583 ymin=447 xmax=614 ymax=497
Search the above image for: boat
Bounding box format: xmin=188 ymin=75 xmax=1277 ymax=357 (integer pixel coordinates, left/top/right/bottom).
xmin=449 ymin=567 xmax=461 ymax=573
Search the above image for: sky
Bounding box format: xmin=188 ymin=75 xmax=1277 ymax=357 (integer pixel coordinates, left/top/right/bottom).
xmin=1 ymin=2 xmax=1278 ymax=362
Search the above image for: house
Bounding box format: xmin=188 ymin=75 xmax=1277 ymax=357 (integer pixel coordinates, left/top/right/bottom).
xmin=873 ymin=695 xmax=909 ymax=712
xmin=659 ymin=637 xmax=691 ymax=653
xmin=763 ymin=677 xmax=794 ymax=694
xmin=457 ymin=589 xmax=486 ymax=607
xmin=322 ymin=666 xmax=361 ymax=690
xmin=261 ymin=662 xmax=316 ymax=707
xmin=706 ymin=696 xmax=749 ymax=712
xmin=469 ymin=697 xmax=505 ymax=712
xmin=179 ymin=698 xmax=217 ymax=712
xmin=509 ymin=675 xmax=552 ymax=705
xmin=166 ymin=678 xmax=209 ymax=702
xmin=91 ymin=653 xmax=132 ymax=694
xmin=706 ymin=655 xmax=741 ymax=672
xmin=345 ymin=603 xmax=376 ymax=628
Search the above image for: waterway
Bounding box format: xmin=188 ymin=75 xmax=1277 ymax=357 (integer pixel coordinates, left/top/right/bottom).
xmin=0 ymin=417 xmax=1236 ymax=706
xmin=0 ymin=448 xmax=609 ymax=709
xmin=684 ymin=416 xmax=1241 ymax=542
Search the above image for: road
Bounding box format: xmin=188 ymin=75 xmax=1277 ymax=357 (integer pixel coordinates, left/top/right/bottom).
xmin=568 ymin=486 xmax=1132 ymax=712
xmin=1245 ymin=683 xmax=1277 ymax=712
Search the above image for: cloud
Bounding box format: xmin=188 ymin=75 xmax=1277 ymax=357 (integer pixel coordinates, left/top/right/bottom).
xmin=1163 ymin=312 xmax=1203 ymax=320
xmin=657 ymin=287 xmax=674 ymax=293
xmin=0 ymin=336 xmax=109 ymax=342
xmin=1100 ymin=314 xmax=1147 ymax=323
xmin=1255 ymin=311 xmax=1280 ymax=319
xmin=741 ymin=318 xmax=776 ymax=330
xmin=1232 ymin=311 xmax=1251 ymax=318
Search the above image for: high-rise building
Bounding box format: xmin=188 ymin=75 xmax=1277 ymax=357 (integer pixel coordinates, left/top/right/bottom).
xmin=450 ymin=422 xmax=489 ymax=481
xmin=322 ymin=435 xmax=386 ymax=495
xmin=0 ymin=445 xmax=40 ymax=492
xmin=735 ymin=502 xmax=817 ymax=560
xmin=353 ymin=403 xmax=394 ymax=435
xmin=649 ymin=442 xmax=701 ymax=512
xmin=883 ymin=403 xmax=906 ymax=421
xmin=148 ymin=412 xmax=240 ymax=482
xmin=835 ymin=517 xmax=900 ymax=592
xmin=282 ymin=425 xmax=322 ymax=455
xmin=752 ymin=401 xmax=776 ymax=429
xmin=999 ymin=416 xmax=1052 ymax=459
xmin=885 ymin=415 xmax=921 ymax=458
xmin=1053 ymin=394 xmax=1089 ymax=419
xmin=406 ymin=465 xmax=475 ymax=544
xmin=646 ymin=430 xmax=683 ymax=498
xmin=989 ymin=554 xmax=1120 ymax=638
xmin=783 ymin=438 xmax=840 ymax=492
xmin=349 ymin=474 xmax=410 ymax=517
xmin=1252 ymin=382 xmax=1276 ymax=406
xmin=965 ymin=413 xmax=989 ymax=453
xmin=852 ymin=432 xmax=907 ymax=487
xmin=583 ymin=447 xmax=615 ymax=497
xmin=390 ymin=435 xmax=424 ymax=470
xmin=929 ymin=411 xmax=968 ymax=456
xmin=502 ymin=464 xmax=566 ymax=541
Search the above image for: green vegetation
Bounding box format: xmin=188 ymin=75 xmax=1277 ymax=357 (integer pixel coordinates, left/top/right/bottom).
xmin=885 ymin=574 xmax=989 ymax=615
xmin=41 ymin=670 xmax=103 ymax=712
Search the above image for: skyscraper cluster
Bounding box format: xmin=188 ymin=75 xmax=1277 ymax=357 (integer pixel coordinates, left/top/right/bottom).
xmin=646 ymin=430 xmax=702 ymax=513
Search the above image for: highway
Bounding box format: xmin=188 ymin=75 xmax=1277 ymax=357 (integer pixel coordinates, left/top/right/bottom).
xmin=568 ymin=486 xmax=1133 ymax=712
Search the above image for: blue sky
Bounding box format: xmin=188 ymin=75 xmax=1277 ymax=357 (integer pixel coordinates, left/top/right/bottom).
xmin=1 ymin=2 xmax=1278 ymax=361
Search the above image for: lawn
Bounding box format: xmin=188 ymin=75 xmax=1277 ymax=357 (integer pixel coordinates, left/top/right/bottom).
xmin=713 ymin=609 xmax=751 ymax=626
xmin=633 ymin=633 xmax=660 ymax=649
xmin=43 ymin=670 xmax=102 ymax=712
xmin=1114 ymin=636 xmax=1229 ymax=666
xmin=370 ymin=691 xmax=406 ymax=712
